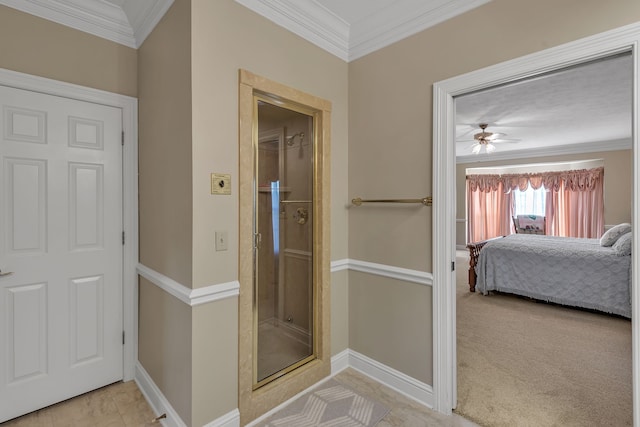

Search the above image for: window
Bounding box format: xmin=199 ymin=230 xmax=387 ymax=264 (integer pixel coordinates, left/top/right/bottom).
xmin=512 ymin=185 xmax=546 ymax=217
xmin=467 ymin=162 xmax=604 ymax=240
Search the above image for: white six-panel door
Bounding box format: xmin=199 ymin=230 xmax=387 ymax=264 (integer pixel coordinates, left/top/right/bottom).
xmin=0 ymin=85 xmax=123 ymax=422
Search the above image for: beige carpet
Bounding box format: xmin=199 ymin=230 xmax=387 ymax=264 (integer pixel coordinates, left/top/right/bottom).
xmin=455 ymin=253 xmax=632 ymax=427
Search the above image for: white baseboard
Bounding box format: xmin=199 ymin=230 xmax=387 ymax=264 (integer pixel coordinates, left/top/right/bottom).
xmin=135 ymin=361 xmax=240 ymax=427
xmin=135 ymin=362 xmax=187 ymax=427
xmin=136 ymin=351 xmax=431 ymax=426
xmin=203 ymin=409 xmax=240 ymax=427
xmin=332 ymin=349 xmax=434 ymax=408
xmin=331 ymin=349 xmax=350 ymax=374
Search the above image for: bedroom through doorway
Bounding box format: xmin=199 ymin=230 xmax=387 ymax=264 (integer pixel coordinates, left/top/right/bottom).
xmin=451 ymin=52 xmax=633 ymax=425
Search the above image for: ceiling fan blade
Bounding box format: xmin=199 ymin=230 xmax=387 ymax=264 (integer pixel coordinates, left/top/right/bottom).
xmin=486 ymin=132 xmax=506 ymax=140
xmin=492 ymin=138 xmax=521 ymax=143
xmin=456 ymin=126 xmax=478 ymax=139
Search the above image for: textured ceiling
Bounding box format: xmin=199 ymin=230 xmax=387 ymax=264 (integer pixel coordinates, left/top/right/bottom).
xmin=455 ymin=53 xmax=632 ymax=163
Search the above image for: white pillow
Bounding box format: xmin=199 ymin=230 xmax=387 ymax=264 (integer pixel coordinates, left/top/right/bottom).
xmin=600 ymin=223 xmax=632 ymax=247
xmin=612 ymin=231 xmax=632 ymax=256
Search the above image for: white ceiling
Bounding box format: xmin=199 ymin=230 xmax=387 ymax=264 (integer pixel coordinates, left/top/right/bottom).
xmin=0 ymin=0 xmax=632 ymax=164
xmin=455 ymin=53 xmax=632 ymax=163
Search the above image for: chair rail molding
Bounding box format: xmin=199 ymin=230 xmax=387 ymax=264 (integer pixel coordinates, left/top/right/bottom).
xmin=136 ymin=263 xmax=240 ymax=306
xmin=330 ymin=258 xmax=433 ymax=286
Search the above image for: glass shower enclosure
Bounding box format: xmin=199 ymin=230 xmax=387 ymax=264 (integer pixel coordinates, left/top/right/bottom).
xmin=253 ymin=97 xmax=315 ymax=388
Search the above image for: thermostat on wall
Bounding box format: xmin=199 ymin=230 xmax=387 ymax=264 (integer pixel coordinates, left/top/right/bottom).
xmin=211 ymin=173 xmax=231 ymax=195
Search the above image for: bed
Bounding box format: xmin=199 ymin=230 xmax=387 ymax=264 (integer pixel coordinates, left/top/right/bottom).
xmin=467 ymin=233 xmax=632 ymax=318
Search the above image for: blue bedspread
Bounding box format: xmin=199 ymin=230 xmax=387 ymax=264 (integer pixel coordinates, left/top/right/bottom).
xmin=477 ymin=234 xmax=631 ymax=317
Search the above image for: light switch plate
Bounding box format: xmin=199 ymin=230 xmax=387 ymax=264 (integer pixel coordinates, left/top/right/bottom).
xmin=211 ymin=173 xmax=231 ymax=195
xmin=215 ymin=231 xmax=228 ymax=251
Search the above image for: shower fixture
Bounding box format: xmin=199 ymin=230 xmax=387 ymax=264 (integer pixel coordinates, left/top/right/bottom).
xmin=286 ymin=132 xmax=304 ymax=146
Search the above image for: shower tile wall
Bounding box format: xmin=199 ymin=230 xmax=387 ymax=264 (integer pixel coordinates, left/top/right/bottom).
xmin=282 ymin=120 xmax=313 ymax=336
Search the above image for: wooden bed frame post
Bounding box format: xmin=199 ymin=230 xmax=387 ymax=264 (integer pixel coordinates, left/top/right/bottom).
xmin=466 ymin=236 xmax=505 ymax=292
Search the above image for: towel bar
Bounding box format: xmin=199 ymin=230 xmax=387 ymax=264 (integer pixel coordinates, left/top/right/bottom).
xmin=351 ymin=197 xmax=432 ymax=206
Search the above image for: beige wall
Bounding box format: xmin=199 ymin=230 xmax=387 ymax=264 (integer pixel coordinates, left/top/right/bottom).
xmin=190 ymin=0 xmax=349 ymax=287
xmin=348 ymin=0 xmax=640 ymax=384
xmin=138 ymin=0 xmax=349 ymax=423
xmin=139 ymin=280 xmax=237 ymax=427
xmin=190 ymin=1 xmax=348 ymax=421
xmin=138 ymin=0 xmax=193 ymax=286
xmin=331 ymin=270 xmax=349 ymax=354
xmin=456 ymin=150 xmax=633 ymax=246
xmin=137 ymin=0 xmax=195 ymax=424
xmin=138 ymin=279 xmax=193 ymax=425
xmin=349 ymin=272 xmax=432 ymax=383
xmin=0 ymin=5 xmax=137 ymax=97
xmin=191 ymin=298 xmax=238 ymax=427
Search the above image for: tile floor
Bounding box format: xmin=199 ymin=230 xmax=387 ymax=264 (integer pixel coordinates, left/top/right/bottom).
xmin=331 ymin=369 xmax=478 ymax=427
xmin=2 ymin=369 xmax=478 ymax=427
xmin=257 ymin=321 xmax=311 ymax=381
xmin=1 ymin=380 xmax=157 ymax=427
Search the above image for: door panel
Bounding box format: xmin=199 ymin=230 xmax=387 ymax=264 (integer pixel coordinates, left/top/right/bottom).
xmin=6 ymin=282 xmax=47 ymax=383
xmin=6 ymin=158 xmax=47 ymax=253
xmin=0 ymin=85 xmax=123 ymax=422
xmin=69 ymin=274 xmax=104 ymax=366
xmin=69 ymin=163 xmax=104 ymax=250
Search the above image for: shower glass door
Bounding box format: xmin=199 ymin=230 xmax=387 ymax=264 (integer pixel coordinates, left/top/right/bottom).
xmin=254 ymin=97 xmax=315 ymax=387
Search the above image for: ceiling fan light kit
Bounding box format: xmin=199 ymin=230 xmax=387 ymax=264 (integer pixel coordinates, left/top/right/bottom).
xmin=472 ymin=123 xmax=496 ymax=154
xmin=473 ymin=123 xmax=492 ymax=141
xmin=459 ymin=122 xmax=521 ymax=155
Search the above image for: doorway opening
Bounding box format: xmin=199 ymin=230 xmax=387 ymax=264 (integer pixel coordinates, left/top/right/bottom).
xmin=432 ymin=23 xmax=640 ymax=419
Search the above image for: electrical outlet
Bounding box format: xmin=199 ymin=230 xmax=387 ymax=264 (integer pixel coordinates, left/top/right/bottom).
xmin=215 ymin=231 xmax=228 ymax=251
xmin=211 ymin=173 xmax=231 ymax=195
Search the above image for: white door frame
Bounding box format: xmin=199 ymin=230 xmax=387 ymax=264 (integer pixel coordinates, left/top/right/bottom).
xmin=0 ymin=68 xmax=139 ymax=381
xmin=432 ymin=22 xmax=640 ymax=422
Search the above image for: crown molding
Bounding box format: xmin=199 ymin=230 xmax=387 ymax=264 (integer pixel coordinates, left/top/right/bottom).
xmin=0 ymin=0 xmax=173 ymax=49
xmin=3 ymin=0 xmax=487 ymax=59
xmin=124 ymin=0 xmax=174 ymax=48
xmin=234 ymin=0 xmax=490 ymax=62
xmin=0 ymin=0 xmax=134 ymax=47
xmin=456 ymin=138 xmax=632 ymax=164
xmin=348 ymin=0 xmax=491 ymax=61
xmin=234 ymin=0 xmax=350 ymax=61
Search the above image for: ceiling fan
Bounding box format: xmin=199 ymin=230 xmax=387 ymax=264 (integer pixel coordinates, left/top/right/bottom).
xmin=466 ymin=123 xmax=517 ymax=154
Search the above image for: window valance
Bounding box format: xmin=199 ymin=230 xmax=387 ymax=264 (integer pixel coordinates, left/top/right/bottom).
xmin=467 ymin=167 xmax=603 ymax=193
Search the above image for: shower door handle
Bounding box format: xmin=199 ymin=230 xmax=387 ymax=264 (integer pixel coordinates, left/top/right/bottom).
xmin=254 ymin=233 xmax=262 ymax=250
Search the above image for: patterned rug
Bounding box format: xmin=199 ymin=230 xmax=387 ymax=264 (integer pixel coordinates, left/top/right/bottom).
xmin=257 ymin=378 xmax=389 ymax=427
